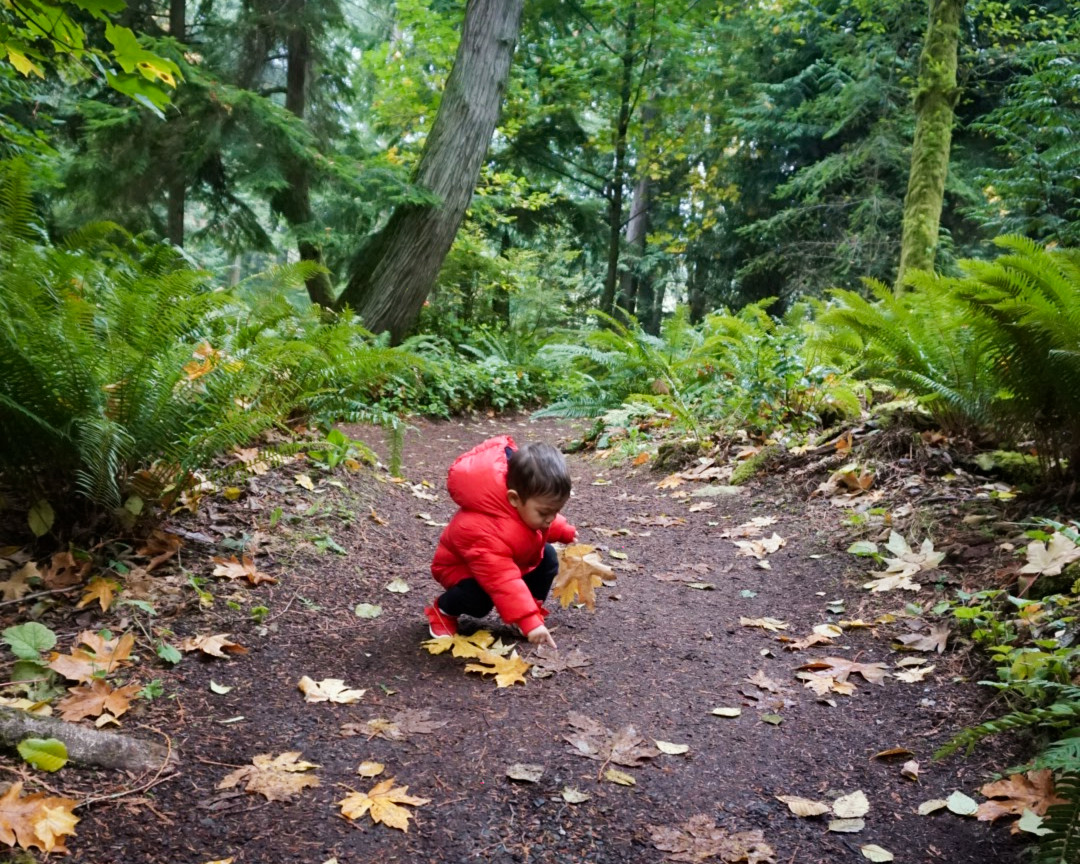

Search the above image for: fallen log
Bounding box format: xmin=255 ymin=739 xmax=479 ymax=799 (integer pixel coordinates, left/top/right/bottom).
xmin=0 ymin=706 xmax=176 ymax=774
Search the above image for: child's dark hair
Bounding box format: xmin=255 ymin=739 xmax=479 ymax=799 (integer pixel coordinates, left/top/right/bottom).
xmin=507 ymin=443 xmax=571 ymax=502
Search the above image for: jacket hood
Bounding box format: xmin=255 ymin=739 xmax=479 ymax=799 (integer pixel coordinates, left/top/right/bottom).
xmin=445 ymin=435 xmax=518 ymax=519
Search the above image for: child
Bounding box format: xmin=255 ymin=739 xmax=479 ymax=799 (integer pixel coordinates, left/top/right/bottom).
xmin=426 ymin=436 xmax=576 ymax=649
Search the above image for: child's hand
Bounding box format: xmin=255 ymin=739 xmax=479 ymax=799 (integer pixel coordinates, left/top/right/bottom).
xmin=526 ymin=624 xmax=557 ymax=649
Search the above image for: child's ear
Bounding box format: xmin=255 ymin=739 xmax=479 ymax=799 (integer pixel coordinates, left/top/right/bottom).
xmin=506 ymin=489 xmax=522 ymax=508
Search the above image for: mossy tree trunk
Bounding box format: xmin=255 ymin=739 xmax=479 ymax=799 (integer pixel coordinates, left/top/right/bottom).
xmin=895 ymin=0 xmax=967 ymax=289
xmin=334 ymin=0 xmax=524 ymax=342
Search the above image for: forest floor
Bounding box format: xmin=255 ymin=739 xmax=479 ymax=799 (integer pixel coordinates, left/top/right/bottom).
xmin=8 ymin=416 xmax=1037 ymax=864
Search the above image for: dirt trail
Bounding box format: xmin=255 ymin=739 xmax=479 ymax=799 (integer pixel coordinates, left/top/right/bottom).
xmin=62 ymin=417 xmax=1025 ymax=864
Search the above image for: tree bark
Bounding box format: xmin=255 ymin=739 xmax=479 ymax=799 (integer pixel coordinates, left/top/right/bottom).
xmin=334 ymin=0 xmax=525 ymax=342
xmin=895 ymin=0 xmax=966 ymax=288
xmin=278 ymin=15 xmax=335 ymax=307
xmin=166 ymin=0 xmax=186 ymax=247
xmin=0 ymin=707 xmax=176 ymax=773
xmin=599 ymin=7 xmax=637 ymax=317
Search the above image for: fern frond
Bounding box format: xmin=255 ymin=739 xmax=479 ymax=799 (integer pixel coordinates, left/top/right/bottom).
xmin=1037 ymin=772 xmax=1080 ymax=864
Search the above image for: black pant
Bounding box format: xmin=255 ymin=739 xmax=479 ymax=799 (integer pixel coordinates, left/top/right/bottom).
xmin=438 ymin=543 xmax=558 ymax=619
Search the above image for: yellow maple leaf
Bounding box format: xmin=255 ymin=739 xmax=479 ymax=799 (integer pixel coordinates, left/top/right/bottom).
xmin=76 ymin=576 xmax=119 ymax=612
xmin=0 ymin=782 xmax=78 ymax=852
xmin=57 ymin=679 xmax=142 ymax=722
xmin=0 ymin=562 xmax=38 ymax=601
xmin=179 ymin=633 xmax=248 ymax=657
xmin=32 ymin=804 xmax=80 ymax=851
xmin=217 ymin=752 xmax=320 ymax=802
xmin=421 ymin=629 xmax=495 ymax=658
xmin=738 ymin=616 xmax=789 ymax=632
xmin=464 ymin=649 xmax=531 ymax=687
xmin=553 ymin=544 xmax=613 ymax=611
xmin=338 ymin=778 xmax=430 ymax=832
xmin=297 ymin=676 xmax=366 ymax=704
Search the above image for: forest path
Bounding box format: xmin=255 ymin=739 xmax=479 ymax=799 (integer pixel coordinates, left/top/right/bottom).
xmin=65 ymin=416 xmax=1024 ymax=864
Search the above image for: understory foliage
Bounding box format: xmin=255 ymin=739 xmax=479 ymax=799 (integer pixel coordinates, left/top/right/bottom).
xmin=814 ymin=237 xmax=1080 ymax=476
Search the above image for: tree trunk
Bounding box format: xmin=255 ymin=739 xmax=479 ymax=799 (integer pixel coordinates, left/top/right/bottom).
xmin=618 ymin=172 xmax=650 ymax=318
xmin=599 ymin=8 xmax=637 ymax=317
xmin=334 ymin=0 xmax=525 ymax=342
xmin=166 ymin=0 xmax=186 ymax=247
xmin=278 ymin=16 xmax=335 ymax=307
xmin=688 ymin=255 xmax=707 ymax=323
xmin=492 ymin=229 xmax=511 ymax=326
xmin=0 ymin=707 xmax=176 ymax=773
xmin=895 ymin=0 xmax=966 ymax=288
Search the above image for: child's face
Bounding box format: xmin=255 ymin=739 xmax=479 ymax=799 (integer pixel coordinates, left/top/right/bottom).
xmin=507 ymin=490 xmax=568 ymax=532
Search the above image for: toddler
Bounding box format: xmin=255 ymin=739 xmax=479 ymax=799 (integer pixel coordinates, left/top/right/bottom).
xmin=426 ymin=436 xmax=576 ymax=649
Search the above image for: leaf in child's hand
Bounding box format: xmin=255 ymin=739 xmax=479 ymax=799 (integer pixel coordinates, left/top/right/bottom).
xmin=553 ymin=545 xmax=613 ymax=611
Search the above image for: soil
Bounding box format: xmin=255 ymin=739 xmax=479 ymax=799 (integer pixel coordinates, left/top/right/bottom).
xmin=5 ymin=417 xmax=1034 ymax=864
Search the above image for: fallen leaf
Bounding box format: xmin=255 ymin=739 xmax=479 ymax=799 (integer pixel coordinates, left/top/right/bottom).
xmin=604 ymin=768 xmax=636 ymax=786
xmin=655 ymin=740 xmax=690 ymax=755
xmin=688 ymin=501 xmax=717 ymax=513
xmin=918 ymin=799 xmax=948 ymax=815
xmin=179 ymin=634 xmax=247 ymax=658
xmin=901 ymin=760 xmax=920 ymax=781
xmin=649 ymin=814 xmax=776 ymax=863
xmin=1020 ymin=533 xmax=1080 ymax=576
xmin=812 ymin=624 xmax=843 ymax=638
xmin=565 ymin=712 xmax=661 ymax=767
xmin=872 ymin=747 xmax=914 ymax=761
xmin=860 ymin=843 xmax=893 ymax=862
xmin=776 ymin=795 xmax=830 ymax=817
xmin=1015 ymin=809 xmax=1053 ymax=836
xmin=833 ymin=790 xmax=870 ymax=819
xmin=529 ymin=646 xmax=591 ymax=678
xmin=561 ymin=787 xmax=591 ymax=803
xmin=135 ymin=531 xmax=183 ymax=571
xmin=369 ymin=508 xmax=388 ymax=525
xmin=422 ymin=629 xmax=497 ymax=658
xmin=780 ymin=633 xmax=834 ymax=651
xmin=894 ymin=622 xmax=950 ymax=653
xmin=553 ymin=545 xmax=614 ymax=611
xmin=739 ymin=617 xmax=789 ymax=632
xmin=711 ymin=707 xmax=742 ymax=718
xmin=656 ymin=474 xmax=684 ymax=489
xmin=297 ymin=676 xmax=366 ymax=704
xmin=506 ymin=763 xmax=544 ymax=783
xmin=0 ymin=563 xmax=38 ymax=602
xmin=746 ymin=670 xmax=782 ymax=693
xmin=732 ymin=533 xmax=786 ymax=560
xmin=721 ymin=516 xmax=778 ymax=539
xmin=893 ymin=665 xmax=936 ymax=683
xmin=210 ymin=681 xmax=232 ymax=694
xmin=0 ymin=781 xmax=79 ymax=852
xmin=464 ymin=649 xmax=532 ymax=687
xmin=295 ymin=474 xmax=315 ymax=491
xmin=976 ymin=770 xmax=1066 ymax=828
xmin=946 ymin=790 xmax=978 ymax=816
xmin=828 ymin=818 xmax=865 ymax=832
xmin=212 ymin=555 xmax=276 ymax=586
xmin=357 ymin=761 xmax=384 ymax=778
xmin=862 ymin=572 xmax=921 ymax=593
xmin=338 ymin=778 xmax=429 ymax=832
xmin=385 ymin=578 xmax=410 ymax=593
xmin=760 ymin=713 xmax=783 ymax=725
xmin=341 ymin=709 xmax=449 ymax=742
xmin=217 ymin=752 xmax=319 ymax=802
xmin=57 ymin=679 xmax=141 ymax=722
xmin=48 ymin=631 xmax=135 ymax=682
xmin=628 ymin=514 xmax=687 ymax=527
xmin=797 ymin=657 xmax=888 ymax=685
xmin=796 ymin=672 xmax=856 ymax=697
xmin=75 ymin=576 xmax=120 ymax=612
xmin=354 ymin=603 xmax=382 ymax=619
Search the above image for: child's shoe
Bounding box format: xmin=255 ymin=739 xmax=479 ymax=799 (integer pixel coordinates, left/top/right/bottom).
xmin=424 ymin=600 xmax=458 ymax=638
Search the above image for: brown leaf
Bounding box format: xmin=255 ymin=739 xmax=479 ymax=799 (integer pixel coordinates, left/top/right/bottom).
xmin=48 ymin=631 xmax=135 ymax=682
xmin=0 ymin=781 xmax=79 ymax=853
xmin=739 ymin=617 xmax=789 ymax=632
xmin=529 ymin=646 xmax=591 ymax=678
xmin=136 ymin=530 xmax=183 ymax=572
xmin=779 ymin=632 xmax=834 ymax=651
xmin=628 ymin=514 xmax=688 ymax=527
xmin=179 ymin=633 xmax=248 ymax=657
xmin=0 ymin=562 xmax=38 ymax=602
xmin=57 ymin=679 xmax=142 ymax=722
xmin=41 ymin=551 xmax=90 ymax=589
xmin=746 ymin=670 xmax=782 ymax=693
xmin=564 ymin=711 xmax=661 ymax=767
xmin=894 ymin=622 xmax=950 ymax=653
xmin=211 ymin=555 xmax=276 ymax=586
xmin=341 ymin=709 xmax=449 ymax=742
xmin=797 ymin=656 xmax=888 ymax=685
xmin=217 ymin=752 xmax=319 ymax=802
xmin=650 ymin=814 xmax=776 ymax=863
xmin=338 ymin=778 xmax=429 ymax=832
xmin=76 ymin=576 xmax=119 ymax=612
xmin=553 ymin=545 xmax=614 ymax=611
xmin=976 ymin=770 xmax=1066 ymax=826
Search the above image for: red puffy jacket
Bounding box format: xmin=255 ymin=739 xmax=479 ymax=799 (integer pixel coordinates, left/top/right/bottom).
xmin=431 ymin=435 xmax=575 ymax=635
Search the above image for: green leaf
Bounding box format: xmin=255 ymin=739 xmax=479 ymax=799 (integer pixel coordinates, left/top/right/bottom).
xmin=11 ymin=659 xmax=49 ymax=681
xmin=156 ymin=641 xmax=182 ymax=664
xmin=17 ymin=738 xmax=68 ymax=772
xmin=28 ymin=500 xmax=54 ymax=537
xmin=847 ymin=541 xmax=879 ymax=556
xmin=1016 ymin=808 xmax=1052 ymax=836
xmin=3 ymin=622 xmax=57 ymax=659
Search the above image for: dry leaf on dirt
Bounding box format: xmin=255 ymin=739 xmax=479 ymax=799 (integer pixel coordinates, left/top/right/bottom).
xmin=0 ymin=781 xmax=79 ymax=853
xmin=506 ymin=763 xmax=544 ymax=783
xmin=739 ymin=617 xmax=789 ymax=632
xmin=341 ymin=709 xmax=449 ymax=742
xmin=529 ymin=646 xmax=591 ymax=678
xmin=649 ymin=814 xmax=776 ymax=863
xmin=338 ymin=778 xmax=429 ymax=832
xmin=136 ymin=530 xmax=183 ymax=571
xmin=655 ymin=741 xmax=690 ymax=755
xmin=421 ymin=629 xmax=496 ymax=658
xmin=464 ymin=650 xmax=531 ymax=687
xmin=1020 ymin=533 xmax=1080 ymax=576
xmin=41 ymin=551 xmax=90 ymax=589
xmin=179 ymin=633 xmax=248 ymax=658
xmin=746 ymin=670 xmax=782 ymax=693
xmin=217 ymin=752 xmax=319 ymax=802
xmin=604 ymin=768 xmax=636 ymax=786
xmin=57 ymin=679 xmax=141 ymax=722
xmin=779 ymin=633 xmax=834 ymax=651
xmin=656 ymin=474 xmax=685 ymax=490
xmin=776 ymin=795 xmax=830 ymax=817
xmin=297 ymin=676 xmax=366 ymax=704
xmin=75 ymin=576 xmax=119 ymax=612
xmin=894 ymin=622 xmax=951 ymax=653
xmin=721 ymin=516 xmax=778 ymax=539
xmin=901 ymin=760 xmax=920 ymax=781
xmin=211 ymin=555 xmax=276 ymax=586
xmin=795 ymin=672 xmax=856 ymax=697
xmin=628 ymin=514 xmax=688 ymax=527
xmin=357 ymin=761 xmax=384 ymax=778
xmin=946 ymin=790 xmax=979 ymax=816
xmin=798 ymin=657 xmax=888 ymax=685
xmin=564 ymin=711 xmax=661 ymax=768
xmin=553 ymin=545 xmax=614 ymax=611
xmin=893 ymin=665 xmax=936 ymax=683
xmin=833 ymin=790 xmax=870 ymax=818
xmin=860 ymin=844 xmax=894 ymax=862
xmin=731 ymin=533 xmax=786 ymax=560
xmin=653 ymin=563 xmax=712 ymax=583
xmin=976 ymin=770 xmax=1066 ymax=830
xmin=828 ymin=818 xmax=865 ymax=833
xmin=0 ymin=562 xmax=37 ymax=601
xmin=48 ymin=631 xmax=135 ymax=682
